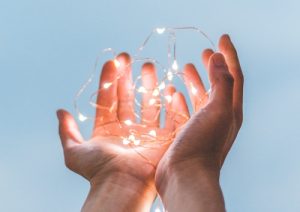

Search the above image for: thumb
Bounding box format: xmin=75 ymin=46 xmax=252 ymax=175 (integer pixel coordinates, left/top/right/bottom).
xmin=208 ymin=53 xmax=234 ymax=107
xmin=56 ymin=109 xmax=83 ymax=149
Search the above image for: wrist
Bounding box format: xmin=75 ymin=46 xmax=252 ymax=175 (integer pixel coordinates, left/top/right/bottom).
xmin=156 ymin=158 xmax=224 ymax=212
xmin=156 ymin=156 xmax=221 ymax=192
xmin=82 ymin=172 xmax=156 ymax=212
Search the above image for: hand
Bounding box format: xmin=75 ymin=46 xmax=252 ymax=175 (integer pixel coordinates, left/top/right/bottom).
xmin=57 ymin=53 xmax=189 ymax=211
xmin=155 ymin=35 xmax=244 ymax=211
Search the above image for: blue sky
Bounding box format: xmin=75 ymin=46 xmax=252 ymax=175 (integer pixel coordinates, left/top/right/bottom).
xmin=1 ymin=0 xmax=300 ymax=211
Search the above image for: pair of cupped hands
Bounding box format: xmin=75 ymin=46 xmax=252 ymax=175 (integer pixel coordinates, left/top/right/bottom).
xmin=57 ymin=35 xmax=243 ymax=212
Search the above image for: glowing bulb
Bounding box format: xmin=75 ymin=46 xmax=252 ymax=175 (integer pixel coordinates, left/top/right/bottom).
xmin=155 ymin=208 xmax=161 ymax=212
xmin=152 ymin=88 xmax=159 ymax=97
xmin=114 ymin=59 xmax=120 ymax=68
xmin=165 ymin=95 xmax=172 ymax=103
xmin=128 ymin=134 xmax=135 ymax=141
xmin=156 ymin=28 xmax=166 ymax=34
xmin=172 ymin=60 xmax=178 ymax=71
xmin=149 ymin=98 xmax=156 ymax=105
xmin=78 ymin=113 xmax=87 ymax=122
xmin=191 ymin=83 xmax=198 ymax=95
xmin=137 ymin=86 xmax=147 ymax=93
xmin=158 ymin=82 xmax=165 ymax=90
xmin=124 ymin=119 xmax=133 ymax=126
xmin=133 ymin=139 xmax=141 ymax=145
xmin=122 ymin=138 xmax=130 ymax=145
xmin=167 ymin=71 xmax=173 ymax=81
xmin=149 ymin=130 xmax=157 ymax=137
xmin=103 ymin=82 xmax=112 ymax=89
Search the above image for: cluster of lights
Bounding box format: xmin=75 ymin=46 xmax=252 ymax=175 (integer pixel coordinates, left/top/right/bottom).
xmin=122 ymin=134 xmax=140 ymax=146
xmin=74 ymin=26 xmax=215 ymax=147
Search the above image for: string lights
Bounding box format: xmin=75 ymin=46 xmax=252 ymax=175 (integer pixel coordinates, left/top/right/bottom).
xmin=74 ymin=26 xmax=215 ymax=148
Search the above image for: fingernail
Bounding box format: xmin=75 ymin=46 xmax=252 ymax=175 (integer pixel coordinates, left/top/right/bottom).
xmin=224 ymin=34 xmax=231 ymax=41
xmin=212 ymin=53 xmax=226 ymax=67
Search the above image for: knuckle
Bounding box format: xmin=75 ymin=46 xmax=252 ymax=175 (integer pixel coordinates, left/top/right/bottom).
xmin=235 ymin=68 xmax=244 ymax=84
xmin=235 ymin=110 xmax=244 ymax=129
xmin=63 ymin=147 xmax=77 ymax=170
xmin=220 ymin=72 xmax=234 ymax=86
xmin=239 ymin=71 xmax=244 ymax=84
xmin=225 ymin=73 xmax=234 ymax=84
xmin=64 ymin=159 xmax=72 ymax=169
xmin=208 ymin=102 xmax=233 ymax=119
xmin=64 ymin=153 xmax=76 ymax=171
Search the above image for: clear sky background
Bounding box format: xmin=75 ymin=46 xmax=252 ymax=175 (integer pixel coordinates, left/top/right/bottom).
xmin=1 ymin=0 xmax=300 ymax=211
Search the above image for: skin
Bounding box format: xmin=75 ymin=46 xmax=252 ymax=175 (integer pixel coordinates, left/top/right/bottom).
xmin=155 ymin=34 xmax=244 ymax=211
xmin=57 ymin=53 xmax=189 ymax=211
xmin=57 ymin=34 xmax=243 ymax=211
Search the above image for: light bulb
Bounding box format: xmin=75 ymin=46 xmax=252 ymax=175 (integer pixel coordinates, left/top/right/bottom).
xmin=149 ymin=98 xmax=156 ymax=105
xmin=167 ymin=71 xmax=173 ymax=81
xmin=152 ymin=88 xmax=159 ymax=97
xmin=124 ymin=119 xmax=133 ymax=126
xmin=159 ymin=82 xmax=165 ymax=90
xmin=114 ymin=59 xmax=120 ymax=68
xmin=191 ymin=83 xmax=198 ymax=95
xmin=128 ymin=134 xmax=135 ymax=141
xmin=165 ymin=95 xmax=172 ymax=103
xmin=133 ymin=139 xmax=141 ymax=145
xmin=156 ymin=28 xmax=166 ymax=34
xmin=137 ymin=86 xmax=147 ymax=93
xmin=149 ymin=130 xmax=157 ymax=137
xmin=103 ymin=82 xmax=112 ymax=89
xmin=122 ymin=138 xmax=130 ymax=145
xmin=78 ymin=113 xmax=87 ymax=122
xmin=155 ymin=208 xmax=161 ymax=212
xmin=172 ymin=60 xmax=178 ymax=71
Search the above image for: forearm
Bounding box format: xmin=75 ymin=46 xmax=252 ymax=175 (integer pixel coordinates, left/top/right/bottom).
xmin=82 ymin=173 xmax=156 ymax=212
xmin=157 ymin=161 xmax=225 ymax=212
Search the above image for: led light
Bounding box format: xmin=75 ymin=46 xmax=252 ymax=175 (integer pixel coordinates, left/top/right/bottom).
xmin=191 ymin=83 xmax=198 ymax=95
xmin=152 ymin=88 xmax=159 ymax=96
xmin=124 ymin=119 xmax=133 ymax=126
xmin=172 ymin=60 xmax=178 ymax=71
xmin=158 ymin=82 xmax=165 ymax=90
xmin=114 ymin=59 xmax=120 ymax=68
xmin=149 ymin=130 xmax=157 ymax=137
xmin=133 ymin=139 xmax=141 ymax=145
xmin=167 ymin=71 xmax=173 ymax=81
xmin=137 ymin=86 xmax=147 ymax=93
xmin=165 ymin=95 xmax=172 ymax=103
xmin=149 ymin=98 xmax=156 ymax=105
xmin=78 ymin=113 xmax=87 ymax=122
xmin=122 ymin=138 xmax=130 ymax=145
xmin=103 ymin=82 xmax=112 ymax=89
xmin=128 ymin=134 xmax=135 ymax=141
xmin=156 ymin=28 xmax=165 ymax=34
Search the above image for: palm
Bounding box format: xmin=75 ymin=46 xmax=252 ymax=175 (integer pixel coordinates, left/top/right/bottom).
xmin=57 ymin=53 xmax=188 ymax=186
xmin=78 ymin=125 xmax=170 ymax=181
xmin=64 ymin=137 xmax=162 ymax=182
